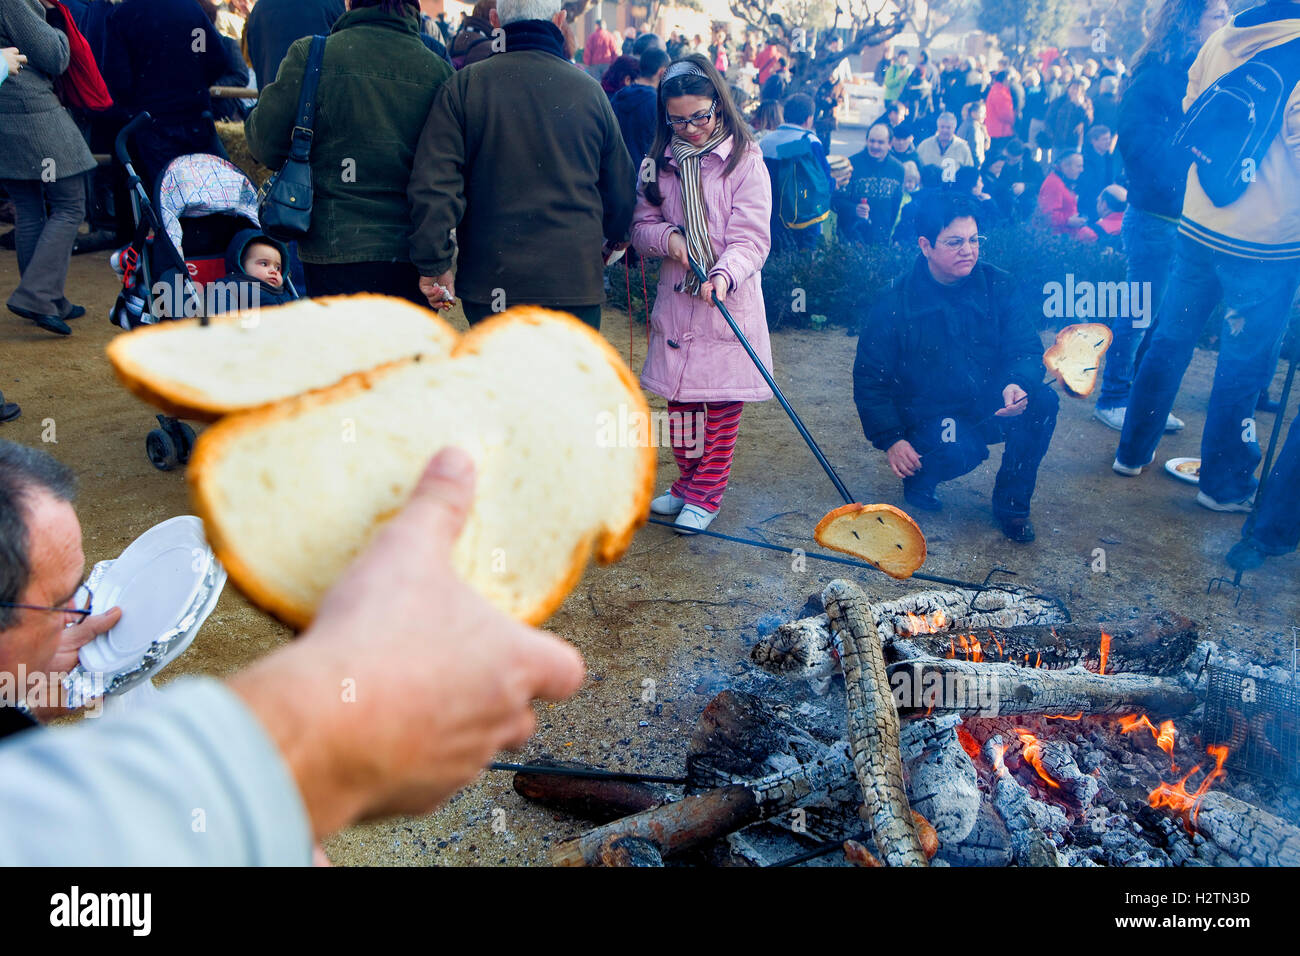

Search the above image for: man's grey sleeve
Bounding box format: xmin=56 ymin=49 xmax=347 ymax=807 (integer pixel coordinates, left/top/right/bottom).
xmin=0 ymin=678 xmax=313 ymax=866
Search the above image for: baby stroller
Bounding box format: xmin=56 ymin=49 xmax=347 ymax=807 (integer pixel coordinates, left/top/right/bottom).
xmin=110 ymin=112 xmax=298 ymax=471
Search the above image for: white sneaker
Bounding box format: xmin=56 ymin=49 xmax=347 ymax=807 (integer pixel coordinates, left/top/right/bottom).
xmin=1196 ymin=490 xmax=1255 ymax=513
xmin=1093 ymin=406 xmax=1126 ymax=431
xmin=1112 ymin=454 xmax=1154 ymax=477
xmin=649 ymin=490 xmax=685 ymax=516
xmin=673 ymin=504 xmax=717 ymax=534
xmin=1164 ymin=413 xmax=1186 ymax=433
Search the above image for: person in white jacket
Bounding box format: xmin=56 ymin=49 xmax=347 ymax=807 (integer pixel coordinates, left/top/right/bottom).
xmin=0 ymin=447 xmax=585 ymax=865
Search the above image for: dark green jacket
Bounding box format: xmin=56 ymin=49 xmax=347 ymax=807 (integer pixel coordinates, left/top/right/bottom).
xmin=407 ymin=20 xmax=636 ymax=306
xmin=245 ymin=7 xmax=451 ymax=265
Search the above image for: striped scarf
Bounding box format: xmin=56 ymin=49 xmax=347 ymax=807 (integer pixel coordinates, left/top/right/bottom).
xmin=670 ymin=125 xmax=730 ymax=295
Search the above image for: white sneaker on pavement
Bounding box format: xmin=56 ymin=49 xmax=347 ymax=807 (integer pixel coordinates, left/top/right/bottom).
xmin=1112 ymin=454 xmax=1154 ymax=477
xmin=1196 ymin=491 xmax=1255 ymax=513
xmin=673 ymin=504 xmax=717 ymax=534
xmin=1164 ymin=413 xmax=1185 ymax=433
xmin=650 ymin=490 xmax=686 ymax=516
xmin=1093 ymin=406 xmax=1125 ymax=431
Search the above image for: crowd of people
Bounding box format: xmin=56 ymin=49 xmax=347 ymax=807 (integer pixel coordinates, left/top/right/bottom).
xmin=0 ymin=0 xmax=1297 ymax=865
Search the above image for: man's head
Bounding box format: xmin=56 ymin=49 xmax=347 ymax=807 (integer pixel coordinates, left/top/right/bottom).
xmin=828 ymin=36 xmax=842 ymax=52
xmin=915 ymin=195 xmax=981 ymax=284
xmin=886 ymin=100 xmax=908 ymax=126
xmin=0 ymin=441 xmax=82 ymax=681
xmin=1055 ymin=150 xmax=1084 ymax=181
xmin=1088 ymin=125 xmax=1113 ymax=155
xmin=895 ymin=49 xmax=909 ymax=64
xmin=1066 ymin=78 xmax=1086 ymax=103
xmin=1099 ymin=184 xmax=1128 ymax=216
xmin=1099 ymin=74 xmax=1119 ymax=96
xmin=890 ymin=121 xmax=914 ymax=153
xmin=783 ymin=93 xmax=815 ymax=128
xmin=935 ymin=111 xmax=956 ymax=144
xmin=497 ymin=0 xmax=560 ymax=26
xmin=632 ymin=32 xmax=662 ymax=56
xmin=866 ymin=121 xmax=891 ymax=160
xmin=242 ymin=241 xmax=284 ymax=289
xmin=639 ymin=48 xmax=670 ymax=82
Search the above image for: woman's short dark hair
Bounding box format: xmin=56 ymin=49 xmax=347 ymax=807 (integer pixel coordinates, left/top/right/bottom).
xmin=914 ymin=193 xmax=980 ymax=244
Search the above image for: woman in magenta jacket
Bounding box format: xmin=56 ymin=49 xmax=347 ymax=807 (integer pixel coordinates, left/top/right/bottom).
xmin=631 ymin=54 xmax=773 ymax=534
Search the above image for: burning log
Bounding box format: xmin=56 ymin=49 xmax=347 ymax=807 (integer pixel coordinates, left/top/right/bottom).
xmin=823 ymin=579 xmax=929 ymax=867
xmin=550 ymin=756 xmax=856 ymax=866
xmin=888 ymin=659 xmax=1199 ymax=719
xmin=1186 ymin=791 xmax=1300 ymax=867
xmin=511 ymin=764 xmax=670 ymax=823
xmin=900 ymin=716 xmax=981 ymax=845
xmin=907 ymin=613 xmax=1198 ymax=676
xmin=984 ymin=736 xmax=1068 ymax=866
xmin=1030 ymin=736 xmax=1099 ymax=808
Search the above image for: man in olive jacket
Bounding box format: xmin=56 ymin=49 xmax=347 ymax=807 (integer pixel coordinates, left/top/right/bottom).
xmin=853 ymin=194 xmax=1057 ymax=542
xmin=408 ymin=0 xmax=636 ymax=329
xmin=246 ymin=1 xmax=451 ymax=302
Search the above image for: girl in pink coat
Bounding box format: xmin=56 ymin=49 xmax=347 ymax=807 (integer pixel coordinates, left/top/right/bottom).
xmin=631 ymin=54 xmax=773 ymax=534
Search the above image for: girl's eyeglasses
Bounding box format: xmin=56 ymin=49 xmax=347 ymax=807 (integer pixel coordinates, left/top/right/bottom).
xmin=667 ymin=100 xmax=718 ymax=131
xmin=0 ymin=583 xmax=94 ymax=624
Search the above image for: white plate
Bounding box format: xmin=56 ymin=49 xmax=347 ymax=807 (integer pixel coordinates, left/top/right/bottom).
xmin=77 ymin=516 xmax=224 ymax=682
xmin=1164 ymin=457 xmax=1201 ymax=485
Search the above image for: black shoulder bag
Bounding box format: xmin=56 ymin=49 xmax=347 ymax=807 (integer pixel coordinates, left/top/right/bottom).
xmin=257 ymin=35 xmax=327 ymax=241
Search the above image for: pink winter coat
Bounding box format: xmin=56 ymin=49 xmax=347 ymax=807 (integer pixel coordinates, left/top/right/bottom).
xmin=630 ymin=135 xmax=774 ymax=403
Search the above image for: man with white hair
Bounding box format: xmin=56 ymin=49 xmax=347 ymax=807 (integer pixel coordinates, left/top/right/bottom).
xmin=915 ymin=112 xmax=973 ymax=172
xmin=408 ymin=0 xmax=636 ymax=330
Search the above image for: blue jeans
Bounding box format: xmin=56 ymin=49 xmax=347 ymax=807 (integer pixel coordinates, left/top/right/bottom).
xmin=1116 ymin=236 xmax=1300 ymax=503
xmin=1097 ymin=206 xmax=1178 ymax=410
xmin=1248 ymin=420 xmax=1300 ymax=555
xmin=904 ymin=385 xmax=1059 ymax=519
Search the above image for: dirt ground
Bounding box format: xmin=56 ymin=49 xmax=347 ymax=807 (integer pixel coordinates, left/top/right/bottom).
xmin=2 ymin=247 xmax=1297 ymax=866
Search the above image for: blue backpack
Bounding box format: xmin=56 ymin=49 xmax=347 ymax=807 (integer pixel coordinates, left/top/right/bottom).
xmin=1172 ymin=18 xmax=1300 ymax=208
xmin=766 ymin=131 xmax=832 ymax=230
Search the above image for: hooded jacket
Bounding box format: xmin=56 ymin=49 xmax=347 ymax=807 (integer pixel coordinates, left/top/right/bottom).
xmin=1179 ymin=2 xmax=1300 ymax=259
xmin=611 ymin=82 xmax=658 ymax=172
xmin=206 ymin=229 xmax=298 ymax=312
xmin=853 ymin=256 xmax=1044 ymax=451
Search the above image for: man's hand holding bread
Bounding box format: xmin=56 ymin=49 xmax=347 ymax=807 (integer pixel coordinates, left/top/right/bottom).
xmin=228 ymin=449 xmax=586 ymax=840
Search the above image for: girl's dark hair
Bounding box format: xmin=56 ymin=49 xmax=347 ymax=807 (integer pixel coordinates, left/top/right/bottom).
xmin=643 ymin=54 xmax=755 ymax=206
xmin=1129 ymin=0 xmax=1215 ymax=80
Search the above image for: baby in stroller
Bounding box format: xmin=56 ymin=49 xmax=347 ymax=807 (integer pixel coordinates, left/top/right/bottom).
xmin=206 ymin=229 xmax=299 ymax=315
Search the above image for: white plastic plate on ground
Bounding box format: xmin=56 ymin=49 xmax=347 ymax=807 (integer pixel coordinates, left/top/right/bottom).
xmin=1164 ymin=457 xmax=1201 ymax=485
xmin=64 ymin=516 xmax=226 ymax=707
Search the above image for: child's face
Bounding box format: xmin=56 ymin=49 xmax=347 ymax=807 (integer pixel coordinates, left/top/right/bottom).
xmin=243 ymin=243 xmax=283 ymax=288
xmin=665 ymin=94 xmax=719 ymax=146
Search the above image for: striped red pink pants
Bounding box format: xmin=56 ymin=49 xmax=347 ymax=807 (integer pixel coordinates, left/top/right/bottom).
xmin=667 ymin=400 xmax=744 ymax=513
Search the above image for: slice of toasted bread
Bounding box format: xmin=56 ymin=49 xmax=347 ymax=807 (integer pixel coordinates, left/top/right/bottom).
xmin=813 ymin=503 xmax=926 ymax=579
xmin=187 ymin=305 xmax=655 ymax=628
xmin=107 ymin=295 xmax=458 ymax=421
xmin=1044 ymin=323 xmax=1113 ymax=398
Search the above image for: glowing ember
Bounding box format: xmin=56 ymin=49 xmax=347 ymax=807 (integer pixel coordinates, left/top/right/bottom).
xmin=990 ymin=741 xmax=1008 ymax=774
xmin=1148 ymin=746 xmax=1230 ymax=828
xmin=902 ymin=610 xmax=949 ymax=635
xmin=1098 ymin=632 xmax=1112 ymax=675
xmin=1015 ymin=729 xmax=1061 ymax=789
xmin=957 ymin=726 xmax=981 ymax=761
xmin=1045 ymin=712 xmax=1084 ymax=720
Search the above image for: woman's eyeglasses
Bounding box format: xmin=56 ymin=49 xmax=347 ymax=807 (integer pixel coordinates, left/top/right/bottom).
xmin=0 ymin=584 xmax=94 ymax=624
xmin=667 ymin=101 xmax=718 ymax=131
xmin=938 ymin=235 xmax=986 ymax=251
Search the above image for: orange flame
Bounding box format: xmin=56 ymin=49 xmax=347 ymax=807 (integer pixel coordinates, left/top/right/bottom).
xmin=957 ymin=726 xmax=981 ymax=761
xmin=970 ymin=635 xmax=984 ymax=663
xmin=1015 ymin=729 xmax=1061 ymax=789
xmin=1119 ymin=714 xmax=1157 ymax=736
xmin=1148 ymin=745 xmax=1229 ymax=828
xmin=903 ymin=610 xmax=949 ymax=635
xmin=988 ymin=630 xmax=1004 ymax=658
xmin=1156 ymin=720 xmax=1177 ymax=771
xmin=1045 ymin=712 xmax=1084 ymax=720
xmin=1099 ymin=632 xmax=1112 ymax=675
xmin=990 ymin=741 xmax=1008 ymax=775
